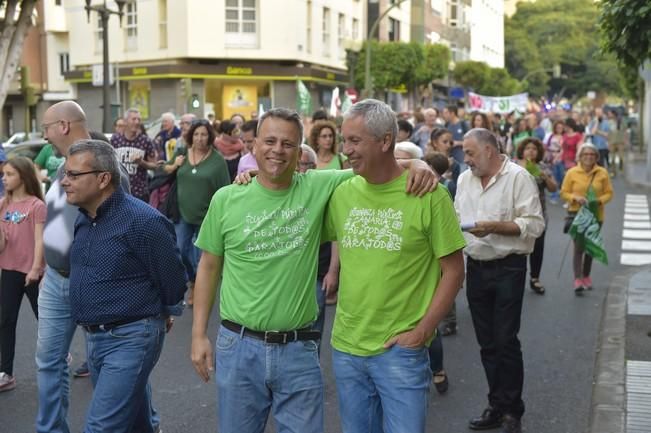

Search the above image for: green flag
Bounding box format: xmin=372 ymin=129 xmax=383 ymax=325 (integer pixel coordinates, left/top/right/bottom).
xmin=525 ymin=159 xmax=541 ymax=178
xmin=569 ymin=188 xmax=608 ymax=264
xmin=296 ymin=80 xmax=312 ymax=115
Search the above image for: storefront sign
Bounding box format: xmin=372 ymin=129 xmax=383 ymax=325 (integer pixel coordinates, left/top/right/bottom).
xmin=468 ymin=92 xmax=529 ymax=114
xmin=222 ymin=84 xmax=257 ymax=119
xmin=226 ymin=66 xmax=253 ymax=75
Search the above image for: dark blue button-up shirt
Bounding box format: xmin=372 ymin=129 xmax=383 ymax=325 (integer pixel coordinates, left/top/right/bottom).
xmin=70 ymin=188 xmax=187 ymax=325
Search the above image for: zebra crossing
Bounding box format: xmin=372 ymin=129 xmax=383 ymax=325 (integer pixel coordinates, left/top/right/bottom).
xmin=621 ymin=194 xmax=651 ymax=266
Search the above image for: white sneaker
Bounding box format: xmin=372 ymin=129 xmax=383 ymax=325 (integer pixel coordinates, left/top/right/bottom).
xmin=0 ymin=372 xmax=16 ymax=392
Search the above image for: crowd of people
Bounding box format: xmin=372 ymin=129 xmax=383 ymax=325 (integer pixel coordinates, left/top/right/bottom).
xmin=0 ymin=96 xmax=619 ymax=433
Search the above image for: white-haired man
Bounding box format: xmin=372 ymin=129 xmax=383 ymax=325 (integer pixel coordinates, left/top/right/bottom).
xmin=154 ymin=112 xmax=181 ymax=161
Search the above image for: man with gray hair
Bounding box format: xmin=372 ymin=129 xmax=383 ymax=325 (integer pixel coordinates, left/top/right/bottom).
xmin=110 ymin=108 xmax=158 ymax=201
xmin=298 ymin=143 xmax=317 ymax=172
xmin=153 ymin=112 xmax=181 ymax=161
xmin=62 ymin=139 xmax=186 ymax=433
xmin=190 ymin=107 xmax=437 ymax=433
xmin=323 ymin=99 xmax=466 ymax=433
xmin=455 ymin=128 xmax=544 ymax=433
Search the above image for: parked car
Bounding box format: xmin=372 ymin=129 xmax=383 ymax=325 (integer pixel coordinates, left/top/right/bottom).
xmin=5 ymin=139 xmax=48 ymax=160
xmin=2 ymin=132 xmax=43 ymax=149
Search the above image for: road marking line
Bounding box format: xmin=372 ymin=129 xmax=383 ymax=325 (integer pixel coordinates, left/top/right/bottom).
xmin=625 ymin=214 xmax=651 ymax=221
xmin=621 ymin=253 xmax=651 ymax=266
xmin=622 ymin=240 xmax=651 ymax=251
xmin=627 ymin=194 xmax=648 ymax=199
xmin=623 ymin=230 xmax=651 ymax=240
xmin=624 ymin=208 xmax=651 ymax=215
xmin=625 ymin=221 xmax=651 ymax=229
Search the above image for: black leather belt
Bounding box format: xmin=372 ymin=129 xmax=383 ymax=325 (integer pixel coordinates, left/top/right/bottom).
xmin=222 ymin=320 xmax=320 ymax=344
xmin=82 ymin=317 xmax=146 ymax=333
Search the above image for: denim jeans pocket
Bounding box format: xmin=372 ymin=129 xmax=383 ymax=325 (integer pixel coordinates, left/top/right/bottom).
xmin=215 ymin=330 xmax=237 ymax=352
xmin=301 ymin=340 xmax=319 ymax=352
xmin=394 ymin=344 xmax=426 ymax=354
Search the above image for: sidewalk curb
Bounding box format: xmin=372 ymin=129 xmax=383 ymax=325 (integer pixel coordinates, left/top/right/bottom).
xmin=589 ymin=273 xmax=630 ymax=433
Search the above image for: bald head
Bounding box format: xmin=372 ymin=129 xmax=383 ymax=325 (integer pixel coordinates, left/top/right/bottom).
xmin=43 ymin=100 xmax=90 ymax=156
xmin=48 ymin=101 xmax=87 ymax=123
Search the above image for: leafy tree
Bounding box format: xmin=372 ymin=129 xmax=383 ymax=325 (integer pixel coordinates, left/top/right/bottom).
xmin=452 ymin=61 xmax=490 ymax=91
xmin=598 ymin=0 xmax=651 ymax=70
xmin=0 ymin=0 xmax=38 ymax=110
xmin=505 ymin=0 xmax=624 ymax=98
xmin=453 ymin=61 xmax=522 ymax=96
xmin=353 ymin=41 xmax=449 ymax=98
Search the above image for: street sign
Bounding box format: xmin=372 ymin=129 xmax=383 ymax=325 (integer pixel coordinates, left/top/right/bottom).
xmin=92 ymin=64 xmax=115 ymax=87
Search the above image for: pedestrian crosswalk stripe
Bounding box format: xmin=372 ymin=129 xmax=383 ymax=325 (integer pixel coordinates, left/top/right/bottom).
xmin=622 ymin=240 xmax=651 ymax=251
xmin=625 ymin=214 xmax=651 ymax=221
xmin=624 ymin=206 xmax=649 ymax=215
xmin=621 ymin=195 xmax=651 ymax=266
xmin=623 ymin=230 xmax=651 ymax=240
xmin=621 ymin=253 xmax=651 ymax=266
xmin=624 ymin=221 xmax=651 ymax=229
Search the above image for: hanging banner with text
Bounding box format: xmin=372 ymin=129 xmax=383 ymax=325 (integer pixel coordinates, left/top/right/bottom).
xmin=468 ymin=92 xmax=529 ymax=114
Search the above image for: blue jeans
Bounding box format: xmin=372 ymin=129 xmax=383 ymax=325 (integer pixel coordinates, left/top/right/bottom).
xmin=332 ymin=346 xmax=431 ymax=433
xmin=84 ymin=317 xmax=166 ymax=433
xmin=36 ymin=266 xmax=77 ymax=433
xmin=175 ymin=219 xmax=200 ymax=282
xmin=314 ymin=280 xmax=326 ymax=354
xmin=550 ymin=162 xmax=565 ymax=200
xmin=215 ymin=325 xmax=324 ymax=433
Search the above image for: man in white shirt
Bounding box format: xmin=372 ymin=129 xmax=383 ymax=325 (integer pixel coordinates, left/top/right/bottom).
xmin=455 ymin=128 xmax=544 ymax=433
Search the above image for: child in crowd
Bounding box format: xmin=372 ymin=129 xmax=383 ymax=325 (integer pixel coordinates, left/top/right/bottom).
xmin=0 ymin=156 xmax=46 ymax=392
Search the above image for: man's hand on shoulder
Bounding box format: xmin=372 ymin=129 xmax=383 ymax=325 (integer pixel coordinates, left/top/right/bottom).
xmin=402 ymin=159 xmax=439 ymax=197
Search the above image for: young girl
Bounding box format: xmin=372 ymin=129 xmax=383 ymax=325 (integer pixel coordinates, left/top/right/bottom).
xmin=0 ymin=156 xmax=46 ymax=392
xmin=429 ymin=127 xmax=460 ymax=189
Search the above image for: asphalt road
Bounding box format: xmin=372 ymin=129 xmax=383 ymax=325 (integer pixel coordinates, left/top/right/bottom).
xmin=0 ymin=176 xmax=642 ymax=433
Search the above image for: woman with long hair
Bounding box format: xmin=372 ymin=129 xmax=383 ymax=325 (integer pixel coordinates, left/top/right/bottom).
xmin=214 ymin=120 xmax=245 ymax=181
xmin=470 ymin=111 xmax=493 ymax=131
xmin=560 ymin=143 xmax=613 ymax=294
xmin=164 ymin=120 xmax=231 ymax=305
xmin=562 ymin=117 xmax=584 ymax=171
xmin=0 ymin=157 xmax=46 ymax=392
xmin=544 ymin=120 xmax=566 ymax=203
xmin=515 ymin=138 xmax=557 ymax=294
xmin=308 ymin=121 xmax=350 ymax=170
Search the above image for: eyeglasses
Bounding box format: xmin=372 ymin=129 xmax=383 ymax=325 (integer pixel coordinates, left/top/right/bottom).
xmin=40 ymin=119 xmax=84 ymax=134
xmin=62 ymin=170 xmax=106 ymax=181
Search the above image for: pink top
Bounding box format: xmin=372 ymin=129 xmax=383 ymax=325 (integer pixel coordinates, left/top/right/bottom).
xmin=0 ymin=196 xmax=46 ymax=274
xmin=237 ymin=152 xmax=258 ymax=175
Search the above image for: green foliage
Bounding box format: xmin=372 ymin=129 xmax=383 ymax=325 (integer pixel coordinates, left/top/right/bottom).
xmin=505 ymin=0 xmax=625 ymax=97
xmin=598 ymin=0 xmax=651 ymax=70
xmin=453 ymin=61 xmax=522 ymax=96
xmin=353 ymin=41 xmax=450 ymax=94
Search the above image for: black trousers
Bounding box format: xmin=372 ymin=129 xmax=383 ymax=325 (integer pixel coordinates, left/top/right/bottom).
xmin=0 ymin=269 xmax=39 ymax=376
xmin=529 ymin=229 xmax=546 ymax=279
xmin=466 ymin=254 xmax=526 ymax=419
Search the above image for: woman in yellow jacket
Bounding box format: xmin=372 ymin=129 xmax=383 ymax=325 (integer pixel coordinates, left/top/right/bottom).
xmin=561 ymin=142 xmax=613 ymax=293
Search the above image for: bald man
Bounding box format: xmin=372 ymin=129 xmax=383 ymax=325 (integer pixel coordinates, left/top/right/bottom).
xmin=36 ymin=101 xmax=133 ymax=433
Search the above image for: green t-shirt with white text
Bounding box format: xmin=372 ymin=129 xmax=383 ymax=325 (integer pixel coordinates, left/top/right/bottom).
xmin=323 ymin=171 xmax=466 ymax=356
xmin=195 ymin=169 xmax=354 ymax=331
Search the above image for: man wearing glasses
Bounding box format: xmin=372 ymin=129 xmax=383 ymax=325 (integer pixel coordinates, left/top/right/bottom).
xmin=61 ymin=139 xmax=186 ymax=433
xmin=36 ymin=101 xmax=131 ymax=433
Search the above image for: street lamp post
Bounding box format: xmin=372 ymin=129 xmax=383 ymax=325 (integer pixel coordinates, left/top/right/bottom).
xmin=85 ymin=0 xmax=128 ymax=133
xmin=363 ymin=0 xmax=409 ymax=99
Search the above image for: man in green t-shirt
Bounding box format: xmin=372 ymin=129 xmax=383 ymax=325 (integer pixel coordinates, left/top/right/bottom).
xmin=190 ymin=107 xmax=438 ymax=433
xmin=323 ymin=99 xmax=466 ymax=433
